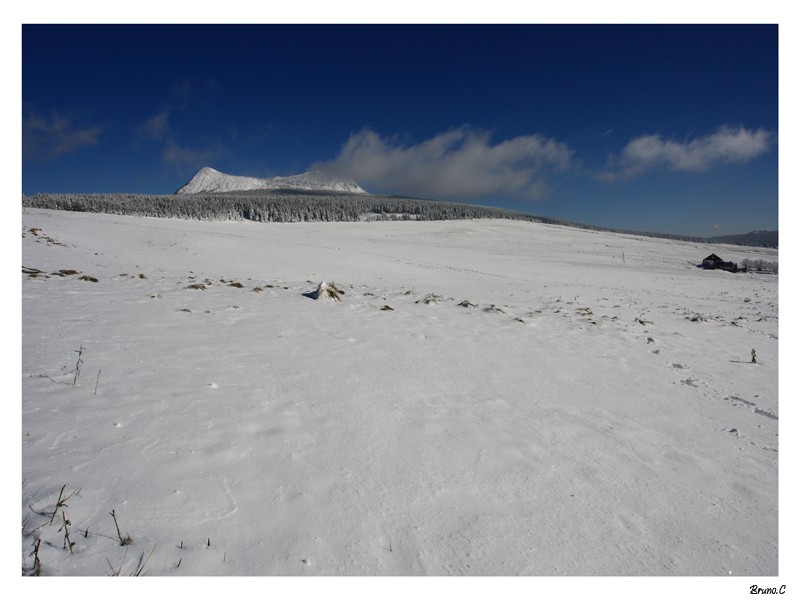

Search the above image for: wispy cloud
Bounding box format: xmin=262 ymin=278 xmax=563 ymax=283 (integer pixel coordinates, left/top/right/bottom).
xmin=313 ymin=127 xmax=573 ymax=200
xmin=170 ymin=79 xmax=216 ymax=109
xmin=135 ymin=80 xmax=224 ymax=169
xmin=135 ymin=110 xmax=171 ymax=141
xmin=601 ymin=126 xmax=775 ymax=180
xmin=23 ymin=111 xmax=102 ymax=162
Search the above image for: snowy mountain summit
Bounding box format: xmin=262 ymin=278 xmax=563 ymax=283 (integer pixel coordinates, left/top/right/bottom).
xmin=176 ymin=167 xmax=367 ymax=195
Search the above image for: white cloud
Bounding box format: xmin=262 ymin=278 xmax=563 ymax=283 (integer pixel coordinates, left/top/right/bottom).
xmin=313 ymin=127 xmax=573 ymax=200
xmin=136 ymin=110 xmax=171 ymax=141
xmin=137 ymin=111 xmax=226 ymax=170
xmin=23 ymin=112 xmax=102 ymax=161
xmin=602 ymin=126 xmax=774 ymax=180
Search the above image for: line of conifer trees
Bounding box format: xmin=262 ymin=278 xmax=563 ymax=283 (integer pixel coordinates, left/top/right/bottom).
xmin=22 ymin=190 xmax=545 ymax=224
xmin=21 ymin=189 xmax=777 ymax=248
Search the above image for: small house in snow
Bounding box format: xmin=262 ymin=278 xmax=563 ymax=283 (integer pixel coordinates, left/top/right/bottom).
xmin=701 ymin=253 xmax=739 ymax=273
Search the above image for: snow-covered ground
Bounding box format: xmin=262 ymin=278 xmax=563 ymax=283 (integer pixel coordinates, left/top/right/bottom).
xmin=21 ymin=208 xmax=779 ymax=578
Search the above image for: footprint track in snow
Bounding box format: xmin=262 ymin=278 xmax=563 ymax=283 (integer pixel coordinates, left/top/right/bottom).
xmin=721 ymin=395 xmax=778 ymax=421
xmin=724 ymin=426 xmax=778 ymax=453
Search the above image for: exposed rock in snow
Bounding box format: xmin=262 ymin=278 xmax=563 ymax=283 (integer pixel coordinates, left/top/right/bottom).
xmin=416 ymin=293 xmax=443 ymax=305
xmin=176 ymin=167 xmax=367 ymax=195
xmin=484 ymin=304 xmax=506 ymax=313
xmin=311 ymin=281 xmax=344 ymax=301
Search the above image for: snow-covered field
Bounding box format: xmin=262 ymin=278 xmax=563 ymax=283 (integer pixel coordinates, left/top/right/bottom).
xmin=21 ymin=208 xmax=779 ymax=577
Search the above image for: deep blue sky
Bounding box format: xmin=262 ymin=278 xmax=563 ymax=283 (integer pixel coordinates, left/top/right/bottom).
xmin=22 ymin=24 xmax=778 ymax=236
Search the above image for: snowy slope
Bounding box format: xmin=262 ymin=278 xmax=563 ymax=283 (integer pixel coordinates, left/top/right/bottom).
xmin=21 ymin=209 xmax=779 ymax=577
xmin=175 ymin=166 xmax=367 ymax=195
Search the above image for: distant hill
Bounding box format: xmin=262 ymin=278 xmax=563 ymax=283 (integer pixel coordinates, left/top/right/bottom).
xmin=704 ymin=230 xmax=778 ymax=248
xmin=176 ymin=167 xmax=367 ymax=195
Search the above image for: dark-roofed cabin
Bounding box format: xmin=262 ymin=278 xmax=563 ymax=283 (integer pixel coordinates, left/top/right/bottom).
xmin=701 ymin=253 xmax=739 ymax=273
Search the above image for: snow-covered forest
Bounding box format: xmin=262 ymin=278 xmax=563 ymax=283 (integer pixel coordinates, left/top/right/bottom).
xmin=22 ymin=191 xmax=779 ymax=249
xmin=23 ymin=190 xmax=538 ymax=224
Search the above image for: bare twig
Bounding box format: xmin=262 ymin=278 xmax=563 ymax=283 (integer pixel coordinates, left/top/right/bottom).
xmin=49 ymin=485 xmax=66 ymax=525
xmin=133 ymin=545 xmax=157 ymax=576
xmin=49 ymin=484 xmax=81 ymax=525
xmin=73 ymin=345 xmax=85 ymax=386
xmin=60 ymin=511 xmax=75 ymax=553
xmin=94 ymin=370 xmax=101 ymax=395
xmin=110 ymin=509 xmax=132 ymax=546
xmin=29 ymin=539 xmax=42 ymax=576
xmin=109 ymin=546 xmax=128 ymax=576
